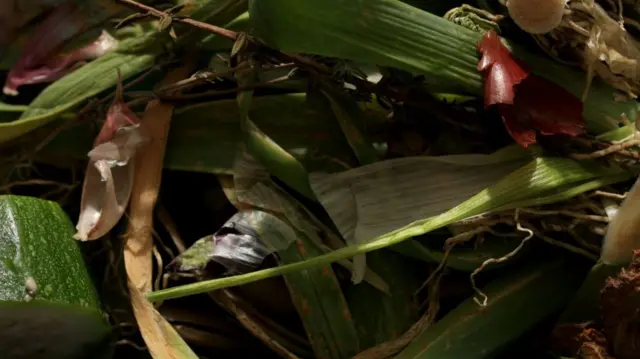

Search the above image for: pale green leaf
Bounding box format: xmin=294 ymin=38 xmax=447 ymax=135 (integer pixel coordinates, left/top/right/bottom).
xmin=147 ymin=156 xmax=630 ymax=301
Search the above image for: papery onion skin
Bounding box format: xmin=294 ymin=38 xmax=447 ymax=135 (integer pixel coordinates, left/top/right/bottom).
xmin=601 ymin=177 xmax=640 ymax=265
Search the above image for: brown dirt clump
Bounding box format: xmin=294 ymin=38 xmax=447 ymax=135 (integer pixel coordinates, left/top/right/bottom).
xmin=601 ymin=249 xmax=640 ymax=359
xmin=551 ymin=322 xmax=614 ymax=359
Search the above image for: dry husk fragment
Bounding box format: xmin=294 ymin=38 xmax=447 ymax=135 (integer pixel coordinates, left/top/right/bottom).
xmin=74 ymin=74 xmax=147 ymax=241
xmin=521 ymin=0 xmax=640 ymax=98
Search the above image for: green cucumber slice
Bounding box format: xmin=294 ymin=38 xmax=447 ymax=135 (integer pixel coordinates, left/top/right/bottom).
xmin=0 ymin=195 xmax=112 ymax=359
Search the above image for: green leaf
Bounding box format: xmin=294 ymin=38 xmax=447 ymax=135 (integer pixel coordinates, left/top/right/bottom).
xmin=559 ymin=261 xmax=624 ymax=323
xmin=309 ymin=148 xmax=531 ymax=252
xmin=0 ymin=32 xmax=161 ymax=145
xmin=319 ymin=85 xmax=379 ymax=165
xmin=390 ymin=237 xmax=522 ymax=272
xmin=279 ymin=234 xmax=361 ymax=359
xmin=395 ymin=259 xmax=587 ymax=359
xmin=249 ymin=0 xmax=639 ymax=134
xmin=236 ymin=73 xmax=316 ymax=199
xmin=0 ymin=0 xmax=249 ymax=145
xmin=0 ymin=103 xmax=29 ymax=113
xmin=345 ymin=250 xmax=423 ymax=350
xmin=147 ymin=156 xmax=629 ymax=301
xmin=38 ymin=94 xmax=368 ymax=174
xmin=230 ymin=150 xmax=361 ymax=359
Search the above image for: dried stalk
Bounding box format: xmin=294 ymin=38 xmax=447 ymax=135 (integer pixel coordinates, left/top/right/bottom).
xmin=123 ymin=63 xmax=195 ymax=359
xmin=115 ymin=0 xmax=238 ymax=40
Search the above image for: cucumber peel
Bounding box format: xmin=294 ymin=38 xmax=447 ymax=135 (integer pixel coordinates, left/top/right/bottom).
xmin=0 ymin=195 xmax=112 ymax=359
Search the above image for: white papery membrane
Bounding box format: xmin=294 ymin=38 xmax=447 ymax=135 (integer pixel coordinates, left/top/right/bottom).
xmin=74 ymin=124 xmax=146 ymax=241
xmin=602 ymin=175 xmax=640 ymax=264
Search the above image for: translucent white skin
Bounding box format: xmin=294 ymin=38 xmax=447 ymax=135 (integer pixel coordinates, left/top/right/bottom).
xmin=601 ymin=176 xmax=640 ymax=265
xmin=507 ymin=0 xmax=567 ymax=34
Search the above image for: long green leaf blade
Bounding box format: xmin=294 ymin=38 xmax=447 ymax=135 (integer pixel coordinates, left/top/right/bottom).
xmin=147 ymin=157 xmax=625 ymax=301
xmin=395 ymin=259 xmax=586 ymax=359
xmin=249 ymin=0 xmax=639 ymax=133
xmin=38 ymin=94 xmax=367 ymax=174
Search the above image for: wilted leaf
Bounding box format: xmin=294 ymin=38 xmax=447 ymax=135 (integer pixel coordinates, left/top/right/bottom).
xmin=129 ymin=284 xmax=199 ymax=359
xmin=309 ymin=147 xmax=530 ymax=248
xmin=174 ymin=210 xmax=294 ymax=274
xmin=2 ymin=1 xmax=122 ymax=96
xmin=0 ymin=0 xmax=247 ymax=145
xmin=230 ymin=148 xmax=389 ymax=293
xmin=317 ymin=85 xmax=381 ymax=284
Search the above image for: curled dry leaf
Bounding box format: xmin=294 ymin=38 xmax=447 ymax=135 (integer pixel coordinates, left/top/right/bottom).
xmin=173 ymin=210 xmax=296 ymax=275
xmin=477 ymin=30 xmax=585 ymax=147
xmin=74 ymin=75 xmax=147 ymax=241
xmin=3 ymin=1 xmax=119 ymax=96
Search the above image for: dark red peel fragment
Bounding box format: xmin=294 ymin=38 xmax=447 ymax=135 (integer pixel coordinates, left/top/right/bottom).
xmin=477 ymin=30 xmax=586 ymax=147
xmin=477 ymin=30 xmax=529 ymax=106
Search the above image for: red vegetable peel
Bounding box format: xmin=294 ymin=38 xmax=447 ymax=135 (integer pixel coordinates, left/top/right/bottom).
xmin=477 ymin=30 xmax=530 ymax=107
xmin=477 ymin=30 xmax=585 ymax=147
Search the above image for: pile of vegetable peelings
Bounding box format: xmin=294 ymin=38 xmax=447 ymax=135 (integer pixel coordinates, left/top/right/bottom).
xmin=2 ymin=0 xmax=640 ymax=358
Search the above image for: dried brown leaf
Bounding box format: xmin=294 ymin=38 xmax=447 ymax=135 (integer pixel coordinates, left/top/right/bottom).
xmin=123 ymin=63 xmax=196 ymax=359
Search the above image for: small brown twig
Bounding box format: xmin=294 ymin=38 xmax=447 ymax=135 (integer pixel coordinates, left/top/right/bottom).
xmin=518 ymin=207 xmax=610 ymax=223
xmin=156 ymin=204 xmax=187 ymax=253
xmin=115 ymin=0 xmax=238 ymax=40
xmin=155 ymin=74 xmax=293 ymax=102
xmin=589 ymin=190 xmax=627 ymax=200
xmin=0 ymin=179 xmax=76 ymax=193
xmin=571 ymin=139 xmax=640 ymax=160
xmin=524 ymin=222 xmax=599 ymax=261
xmin=154 ymin=62 xmax=252 ymax=95
xmin=209 ymin=290 xmax=302 ymax=359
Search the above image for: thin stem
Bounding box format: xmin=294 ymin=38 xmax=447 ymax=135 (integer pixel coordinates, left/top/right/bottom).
xmin=155 ymin=74 xmax=292 ymax=102
xmin=115 ymin=0 xmax=238 ymax=40
xmin=146 ymin=225 xmax=427 ymax=302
